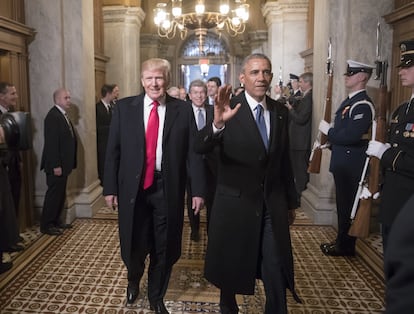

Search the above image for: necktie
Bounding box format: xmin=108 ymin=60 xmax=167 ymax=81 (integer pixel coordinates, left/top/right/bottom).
xmin=197 ymin=108 xmax=205 ymax=130
xmin=64 ymin=113 xmax=74 ymax=137
xmin=255 ymin=104 xmax=268 ymax=149
xmin=143 ymin=100 xmax=160 ymax=189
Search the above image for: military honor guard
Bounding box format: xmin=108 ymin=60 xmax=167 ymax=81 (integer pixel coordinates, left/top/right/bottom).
xmin=366 ymin=40 xmax=414 ymax=251
xmin=319 ymin=60 xmax=375 ymax=256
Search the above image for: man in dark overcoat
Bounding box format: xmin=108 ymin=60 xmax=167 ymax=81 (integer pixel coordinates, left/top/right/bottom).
xmin=195 ymin=53 xmax=300 ymax=314
xmin=103 ymin=58 xmax=205 ymax=314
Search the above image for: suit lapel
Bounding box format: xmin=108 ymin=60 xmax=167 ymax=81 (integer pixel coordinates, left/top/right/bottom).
xmin=128 ymin=94 xmax=145 ymax=143
xmin=268 ymin=98 xmax=283 ymax=154
xmin=163 ymin=96 xmax=180 ymax=145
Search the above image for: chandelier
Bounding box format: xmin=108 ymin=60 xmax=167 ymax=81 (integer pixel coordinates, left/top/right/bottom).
xmin=153 ymin=0 xmax=250 ymax=42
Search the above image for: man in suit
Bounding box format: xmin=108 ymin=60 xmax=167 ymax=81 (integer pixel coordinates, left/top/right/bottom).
xmin=40 ymin=88 xmax=77 ymax=236
xmin=319 ymin=60 xmax=375 ymax=256
xmin=186 ymin=79 xmax=216 ymax=242
xmin=0 ymin=82 xmax=24 ymax=252
xmin=366 ymin=39 xmax=414 ymax=251
xmin=194 ymin=53 xmax=300 ymax=314
xmin=207 ymin=76 xmax=221 ymax=105
xmin=96 ymin=84 xmax=118 ymax=186
xmin=103 ymin=58 xmax=205 ymax=314
xmin=0 ymin=112 xmax=22 ymax=273
xmin=285 ymin=72 xmax=313 ymax=204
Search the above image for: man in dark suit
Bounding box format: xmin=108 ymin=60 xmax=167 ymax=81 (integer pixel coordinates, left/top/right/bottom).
xmin=0 ymin=114 xmax=21 ymax=273
xmin=285 ymin=72 xmax=313 ymax=204
xmin=194 ymin=53 xmax=300 ymax=314
xmin=96 ymin=84 xmax=118 ymax=186
xmin=186 ymin=79 xmax=216 ymax=241
xmin=384 ymin=195 xmax=414 ymax=313
xmin=366 ymin=39 xmax=414 ymax=251
xmin=103 ymin=58 xmax=205 ymax=314
xmin=0 ymin=82 xmax=24 ymax=252
xmin=40 ymin=88 xmax=77 ymax=236
xmin=319 ymin=60 xmax=375 ymax=256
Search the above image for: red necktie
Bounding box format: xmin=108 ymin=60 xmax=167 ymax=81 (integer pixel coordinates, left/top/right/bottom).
xmin=143 ymin=100 xmax=160 ymax=189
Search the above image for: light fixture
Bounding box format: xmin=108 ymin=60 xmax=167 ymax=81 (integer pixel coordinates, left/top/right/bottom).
xmin=153 ymin=0 xmax=249 ymax=41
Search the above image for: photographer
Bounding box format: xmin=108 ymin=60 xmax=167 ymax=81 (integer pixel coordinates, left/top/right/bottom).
xmin=0 ymin=114 xmax=19 ymax=274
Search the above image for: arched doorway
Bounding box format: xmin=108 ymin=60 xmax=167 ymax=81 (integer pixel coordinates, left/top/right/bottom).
xmin=178 ymin=31 xmax=230 ymax=91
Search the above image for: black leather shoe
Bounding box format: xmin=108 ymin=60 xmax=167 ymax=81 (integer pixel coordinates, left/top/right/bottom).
xmin=321 ymin=244 xmax=355 ymax=256
xmin=190 ymin=231 xmax=200 ymax=242
xmin=320 ymin=241 xmax=336 ymax=251
xmin=56 ymin=223 xmax=72 ymax=229
xmin=126 ymin=282 xmax=139 ymax=304
xmin=41 ymin=227 xmax=63 ymax=236
xmin=150 ymin=300 xmax=169 ymax=314
xmin=5 ymin=244 xmax=24 ymax=252
xmin=0 ymin=261 xmax=13 ymax=274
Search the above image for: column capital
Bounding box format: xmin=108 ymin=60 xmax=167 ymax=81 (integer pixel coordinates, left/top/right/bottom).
xmin=103 ymin=5 xmax=145 ymax=26
xmin=262 ymin=0 xmax=308 ymax=26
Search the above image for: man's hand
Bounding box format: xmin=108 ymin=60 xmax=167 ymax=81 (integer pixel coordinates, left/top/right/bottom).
xmin=53 ymin=167 xmax=63 ymax=176
xmin=318 ymin=120 xmax=331 ymax=135
xmin=213 ymin=84 xmax=241 ymax=129
xmin=366 ymin=140 xmax=391 ymax=159
xmin=192 ymin=197 xmax=204 ymax=215
xmin=105 ymin=195 xmax=118 ymax=210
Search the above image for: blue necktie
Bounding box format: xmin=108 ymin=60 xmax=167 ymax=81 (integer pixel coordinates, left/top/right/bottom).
xmin=255 ymin=104 xmax=268 ymax=149
xmin=197 ymin=108 xmax=205 ymax=130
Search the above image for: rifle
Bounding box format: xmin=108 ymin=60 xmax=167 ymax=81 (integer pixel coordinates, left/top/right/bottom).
xmin=349 ymin=22 xmax=388 ymax=238
xmin=308 ymin=39 xmax=333 ymax=173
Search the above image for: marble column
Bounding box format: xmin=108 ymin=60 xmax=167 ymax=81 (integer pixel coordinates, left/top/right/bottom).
xmin=26 ymin=0 xmax=104 ymax=221
xmin=262 ymin=0 xmax=308 ymax=98
xmin=301 ymin=0 xmax=393 ymax=227
xmin=103 ymin=5 xmax=145 ymax=96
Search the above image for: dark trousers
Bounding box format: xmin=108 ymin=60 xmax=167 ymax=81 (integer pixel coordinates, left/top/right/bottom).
xmin=220 ymin=208 xmax=288 ymax=314
xmin=128 ymin=176 xmax=172 ymax=303
xmin=41 ymin=174 xmax=68 ymax=230
xmin=333 ymin=171 xmax=358 ymax=250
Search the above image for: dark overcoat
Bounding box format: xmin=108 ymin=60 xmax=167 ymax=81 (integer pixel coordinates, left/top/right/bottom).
xmin=103 ymin=93 xmax=205 ymax=269
xmin=194 ymin=93 xmax=298 ymax=295
xmin=379 ymin=101 xmax=414 ymax=229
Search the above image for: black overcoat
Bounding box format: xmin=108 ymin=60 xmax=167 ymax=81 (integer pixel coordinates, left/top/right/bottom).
xmin=103 ymin=93 xmax=205 ymax=269
xmin=194 ymin=93 xmax=298 ymax=295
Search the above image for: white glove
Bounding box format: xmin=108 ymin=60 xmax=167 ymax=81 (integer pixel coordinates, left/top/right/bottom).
xmin=318 ymin=120 xmax=331 ymax=135
xmin=359 ymin=186 xmax=372 ymax=199
xmin=373 ymin=192 xmax=380 ymax=200
xmin=366 ymin=140 xmax=391 ymax=159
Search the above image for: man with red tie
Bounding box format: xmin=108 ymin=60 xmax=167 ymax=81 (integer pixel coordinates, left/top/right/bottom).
xmin=103 ymin=58 xmax=205 ymax=314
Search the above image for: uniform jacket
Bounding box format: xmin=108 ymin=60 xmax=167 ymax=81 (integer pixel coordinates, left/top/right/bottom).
xmin=288 ymin=89 xmax=312 ymax=150
xmin=194 ymin=93 xmax=298 ymax=296
xmin=385 ymin=195 xmax=414 ymax=313
xmin=40 ymin=106 xmax=77 ymax=175
xmin=328 ymin=90 xmax=373 ymax=174
xmin=103 ymin=93 xmax=205 ymax=268
xmin=379 ymin=101 xmax=414 ymax=227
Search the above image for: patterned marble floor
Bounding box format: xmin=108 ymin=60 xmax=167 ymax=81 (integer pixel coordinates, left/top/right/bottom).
xmin=0 ymin=210 xmax=385 ymax=313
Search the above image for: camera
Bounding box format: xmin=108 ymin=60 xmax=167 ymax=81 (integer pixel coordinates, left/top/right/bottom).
xmin=0 ymin=112 xmax=32 ymax=150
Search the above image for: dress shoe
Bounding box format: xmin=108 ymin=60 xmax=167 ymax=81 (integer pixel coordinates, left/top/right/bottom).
xmin=56 ymin=223 xmax=73 ymax=229
xmin=126 ymin=282 xmax=139 ymax=304
xmin=320 ymin=241 xmax=336 ymax=251
xmin=321 ymin=243 xmax=355 ymax=256
xmin=0 ymin=261 xmax=13 ymax=274
xmin=190 ymin=231 xmax=200 ymax=242
xmin=5 ymin=244 xmax=24 ymax=252
xmin=150 ymin=300 xmax=169 ymax=314
xmin=41 ymin=227 xmax=63 ymax=236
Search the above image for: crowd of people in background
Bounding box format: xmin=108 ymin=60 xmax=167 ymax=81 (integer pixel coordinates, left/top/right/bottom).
xmin=1 ymin=39 xmax=414 ymax=313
